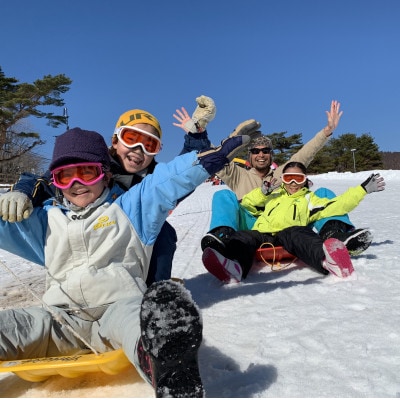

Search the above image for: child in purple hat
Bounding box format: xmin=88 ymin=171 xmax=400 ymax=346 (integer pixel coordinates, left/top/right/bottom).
xmin=0 ymin=122 xmax=259 ymax=397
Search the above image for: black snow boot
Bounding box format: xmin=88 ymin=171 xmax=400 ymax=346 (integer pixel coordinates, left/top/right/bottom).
xmin=140 ymin=280 xmax=204 ymax=398
xmin=200 ymin=226 xmax=235 ymax=256
xmin=319 ymin=220 xmax=372 ymax=256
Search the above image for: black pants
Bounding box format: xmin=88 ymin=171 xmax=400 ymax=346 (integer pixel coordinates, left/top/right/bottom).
xmin=225 ymin=226 xmax=327 ymax=279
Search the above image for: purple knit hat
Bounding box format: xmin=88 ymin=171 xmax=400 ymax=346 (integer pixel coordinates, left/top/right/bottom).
xmin=49 ymin=127 xmax=111 ymax=171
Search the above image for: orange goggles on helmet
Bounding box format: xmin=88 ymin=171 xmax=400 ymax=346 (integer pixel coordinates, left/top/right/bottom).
xmin=51 ymin=162 xmax=104 ymax=189
xmin=281 ymin=173 xmax=307 ymax=185
xmin=115 ymin=126 xmax=162 ymax=155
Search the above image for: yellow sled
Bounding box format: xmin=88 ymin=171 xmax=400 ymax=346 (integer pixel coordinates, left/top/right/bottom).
xmin=0 ymin=348 xmax=131 ymax=382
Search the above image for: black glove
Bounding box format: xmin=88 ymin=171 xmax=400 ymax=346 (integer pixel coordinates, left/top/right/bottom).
xmin=361 ymin=173 xmax=385 ymax=194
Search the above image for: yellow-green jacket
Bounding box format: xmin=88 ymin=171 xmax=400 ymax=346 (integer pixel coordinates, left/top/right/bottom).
xmin=241 ymin=184 xmax=367 ymax=234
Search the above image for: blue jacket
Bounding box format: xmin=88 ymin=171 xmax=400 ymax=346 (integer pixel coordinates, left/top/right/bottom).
xmin=0 ymin=152 xmax=208 ymax=308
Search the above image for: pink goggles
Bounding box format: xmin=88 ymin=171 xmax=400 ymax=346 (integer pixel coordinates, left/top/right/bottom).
xmin=51 ymin=162 xmax=105 ymax=189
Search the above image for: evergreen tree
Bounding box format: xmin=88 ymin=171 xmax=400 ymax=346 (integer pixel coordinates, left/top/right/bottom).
xmin=308 ymin=133 xmax=383 ymax=173
xmin=270 ymin=132 xmax=303 ymax=166
xmin=0 ymin=66 xmax=72 ymax=164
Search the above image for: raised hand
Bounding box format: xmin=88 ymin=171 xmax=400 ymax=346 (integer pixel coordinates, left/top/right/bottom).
xmin=361 ymin=173 xmax=386 ymax=194
xmin=173 ymin=107 xmax=198 ymax=133
xmin=324 ymin=100 xmax=343 ymax=137
xmin=230 ymin=119 xmax=261 ymax=140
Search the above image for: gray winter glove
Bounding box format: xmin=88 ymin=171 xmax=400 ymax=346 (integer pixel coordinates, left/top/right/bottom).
xmin=192 ymin=95 xmax=216 ymax=130
xmin=0 ymin=191 xmax=33 ymax=222
xmin=361 ymin=173 xmax=386 ymax=194
xmin=261 ymin=178 xmax=280 ymax=195
xmin=229 ymin=119 xmax=262 ymax=140
xmin=183 ymin=119 xmax=198 ymax=133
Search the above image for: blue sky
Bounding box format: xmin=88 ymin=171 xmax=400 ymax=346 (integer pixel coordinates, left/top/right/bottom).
xmin=2 ymin=0 xmax=399 ymax=165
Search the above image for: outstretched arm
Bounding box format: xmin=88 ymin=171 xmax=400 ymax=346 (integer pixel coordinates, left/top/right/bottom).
xmin=286 ymin=100 xmax=343 ymax=169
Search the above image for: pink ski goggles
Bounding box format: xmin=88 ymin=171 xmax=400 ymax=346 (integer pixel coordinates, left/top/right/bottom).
xmin=51 ymin=162 xmax=105 ymax=189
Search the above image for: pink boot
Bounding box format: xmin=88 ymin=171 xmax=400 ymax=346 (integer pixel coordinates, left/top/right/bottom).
xmin=202 ymin=247 xmax=242 ymax=283
xmin=322 ymin=238 xmax=354 ymax=278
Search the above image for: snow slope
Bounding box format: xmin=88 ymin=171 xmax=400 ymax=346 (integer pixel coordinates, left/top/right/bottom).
xmin=1 ymin=170 xmax=399 ymax=398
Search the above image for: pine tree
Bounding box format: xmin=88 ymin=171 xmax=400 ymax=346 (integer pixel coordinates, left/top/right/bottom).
xmin=0 ymin=66 xmax=72 ymax=165
xmin=308 ymin=133 xmax=383 ymax=173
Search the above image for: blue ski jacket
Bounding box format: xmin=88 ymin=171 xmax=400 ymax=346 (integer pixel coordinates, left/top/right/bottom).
xmin=0 ymin=152 xmax=208 ymax=308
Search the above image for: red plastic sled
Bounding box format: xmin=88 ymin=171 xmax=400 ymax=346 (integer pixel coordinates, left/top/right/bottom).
xmin=255 ymin=245 xmax=295 ymax=263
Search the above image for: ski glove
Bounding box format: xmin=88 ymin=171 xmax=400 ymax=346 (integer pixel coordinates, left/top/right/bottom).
xmin=192 ymin=95 xmax=216 ymax=129
xmin=0 ymin=191 xmax=33 ymax=222
xmin=261 ymin=178 xmax=280 ymax=195
xmin=361 ymin=173 xmax=386 ymax=194
xmin=183 ymin=119 xmax=198 ymax=134
xmin=229 ymin=119 xmax=261 ymax=141
xmin=198 ymin=135 xmax=251 ymax=175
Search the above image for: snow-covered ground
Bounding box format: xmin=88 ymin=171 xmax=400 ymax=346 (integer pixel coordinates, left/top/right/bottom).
xmin=1 ymin=170 xmax=399 ymax=398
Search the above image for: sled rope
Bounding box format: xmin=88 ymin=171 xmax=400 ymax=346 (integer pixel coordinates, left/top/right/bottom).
xmin=259 ymin=242 xmax=297 ymax=271
xmin=0 ymin=259 xmax=99 ymax=356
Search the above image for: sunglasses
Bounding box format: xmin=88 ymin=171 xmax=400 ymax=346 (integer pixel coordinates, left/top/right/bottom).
xmin=115 ymin=126 xmax=162 ymax=156
xmin=51 ymin=162 xmax=105 ymax=189
xmin=281 ymin=173 xmax=307 ymax=185
xmin=249 ymin=147 xmax=272 ymax=155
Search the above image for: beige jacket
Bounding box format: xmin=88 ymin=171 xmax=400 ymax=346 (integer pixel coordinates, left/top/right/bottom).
xmin=216 ymin=128 xmax=329 ymax=200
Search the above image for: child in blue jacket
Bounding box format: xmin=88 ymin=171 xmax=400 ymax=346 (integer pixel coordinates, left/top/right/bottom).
xmin=0 ymin=101 xmax=214 ymax=287
xmin=0 ymin=122 xmax=258 ymax=397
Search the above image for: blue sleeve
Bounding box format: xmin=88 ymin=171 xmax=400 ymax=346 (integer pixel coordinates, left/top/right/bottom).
xmin=0 ymin=208 xmax=47 ymax=266
xmin=179 ymin=130 xmax=212 ymax=155
xmin=12 ymin=171 xmax=55 ymax=207
xmin=115 ymin=151 xmax=209 ymax=245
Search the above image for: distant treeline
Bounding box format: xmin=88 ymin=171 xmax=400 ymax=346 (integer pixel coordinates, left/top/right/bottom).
xmin=381 ymin=152 xmax=400 ymax=170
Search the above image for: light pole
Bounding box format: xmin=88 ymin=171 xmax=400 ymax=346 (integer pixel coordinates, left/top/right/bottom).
xmin=63 ymin=107 xmax=69 ymax=130
xmin=351 ymin=148 xmax=357 ymax=173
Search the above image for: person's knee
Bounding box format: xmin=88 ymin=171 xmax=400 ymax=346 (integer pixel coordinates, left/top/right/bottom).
xmin=213 ymin=189 xmax=237 ymax=202
xmin=314 ymin=187 xmax=336 ymax=199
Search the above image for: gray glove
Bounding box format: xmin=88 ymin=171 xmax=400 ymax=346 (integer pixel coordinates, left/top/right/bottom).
xmin=229 ymin=119 xmax=262 ymax=140
xmin=361 ymin=173 xmax=386 ymax=194
xmin=183 ymin=119 xmax=198 ymax=133
xmin=192 ymin=95 xmax=216 ymax=129
xmin=261 ymin=178 xmax=280 ymax=195
xmin=0 ymin=191 xmax=33 ymax=222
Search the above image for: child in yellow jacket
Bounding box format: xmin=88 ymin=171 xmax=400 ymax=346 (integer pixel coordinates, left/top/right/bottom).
xmin=202 ymin=162 xmax=385 ymax=283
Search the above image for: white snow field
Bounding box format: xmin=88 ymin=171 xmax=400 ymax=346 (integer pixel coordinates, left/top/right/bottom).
xmin=1 ymin=170 xmax=399 ymax=397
